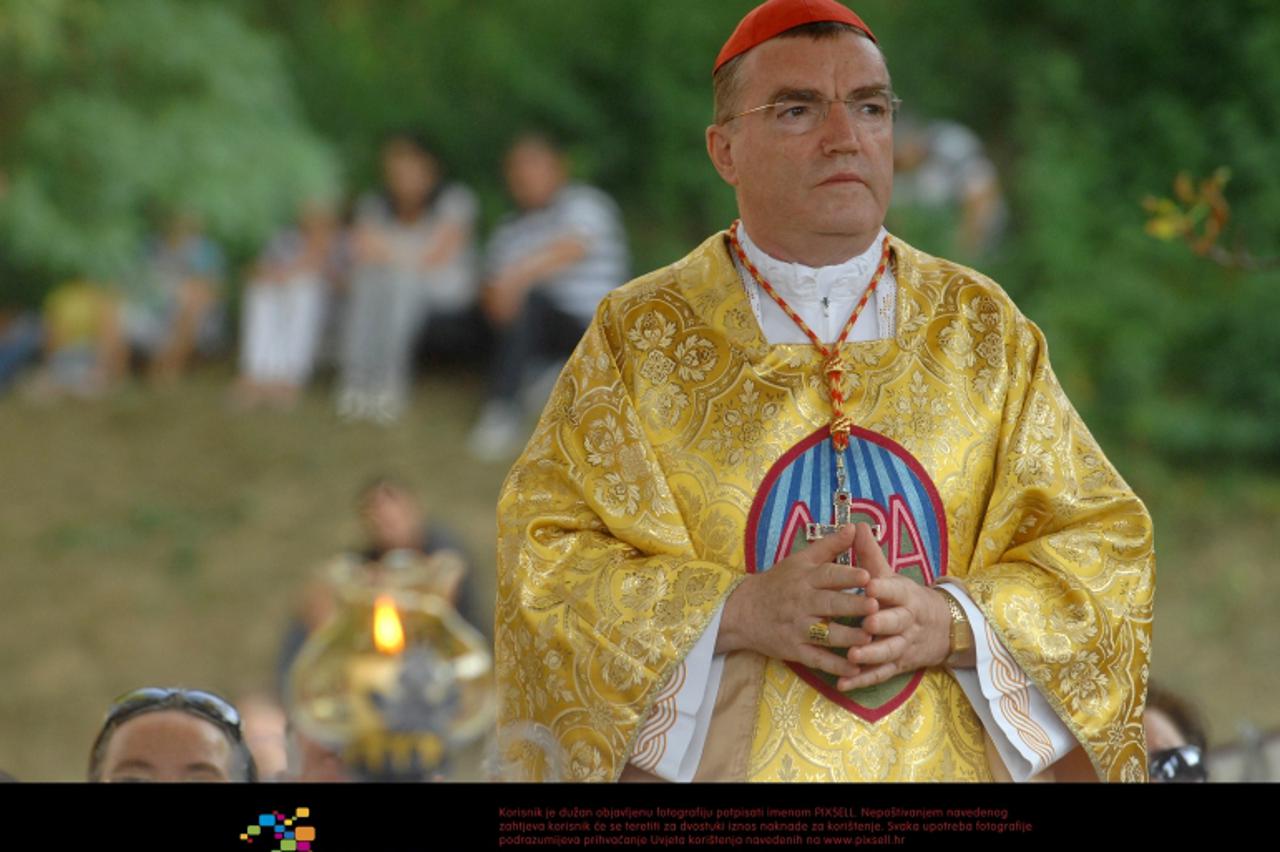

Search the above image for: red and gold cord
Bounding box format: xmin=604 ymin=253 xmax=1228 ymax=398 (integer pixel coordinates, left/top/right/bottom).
xmin=727 ymin=220 xmax=891 ymax=451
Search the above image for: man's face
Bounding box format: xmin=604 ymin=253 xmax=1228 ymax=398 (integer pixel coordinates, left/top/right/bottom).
xmin=361 ymin=484 xmax=423 ymax=552
xmin=98 ymin=709 xmax=238 ymax=782
xmin=707 ymin=31 xmax=894 ymax=263
xmin=505 ymin=142 xmax=566 ymax=210
xmin=383 ymin=143 xmax=438 ymax=211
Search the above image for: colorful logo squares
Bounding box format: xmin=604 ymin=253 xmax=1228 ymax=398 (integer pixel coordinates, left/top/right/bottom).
xmin=240 ymin=807 xmax=314 ymax=851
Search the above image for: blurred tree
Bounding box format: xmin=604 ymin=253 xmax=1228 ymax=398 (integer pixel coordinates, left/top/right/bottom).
xmin=1145 ymin=168 xmax=1278 ymax=271
xmin=0 ymin=0 xmax=339 ymax=298
xmin=864 ymin=0 xmax=1280 ymax=463
xmin=245 ymin=0 xmax=1280 ymax=462
xmin=3 ymin=0 xmax=1278 ymax=462
xmin=238 ymin=0 xmax=747 ymax=269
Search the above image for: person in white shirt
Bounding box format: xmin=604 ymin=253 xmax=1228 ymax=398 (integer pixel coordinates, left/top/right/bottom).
xmin=467 ymin=133 xmax=628 ymax=458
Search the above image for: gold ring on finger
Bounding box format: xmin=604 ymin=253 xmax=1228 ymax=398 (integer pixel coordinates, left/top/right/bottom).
xmin=808 ymin=620 xmax=831 ymax=646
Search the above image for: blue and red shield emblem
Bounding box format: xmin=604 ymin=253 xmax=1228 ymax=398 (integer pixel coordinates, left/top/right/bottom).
xmin=744 ymin=425 xmax=949 ymax=720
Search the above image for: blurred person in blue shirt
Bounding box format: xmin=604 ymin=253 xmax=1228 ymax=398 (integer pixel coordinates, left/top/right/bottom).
xmin=119 ymin=211 xmax=226 ymax=384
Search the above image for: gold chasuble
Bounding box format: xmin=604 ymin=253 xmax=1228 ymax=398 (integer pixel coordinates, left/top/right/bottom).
xmin=495 ymin=232 xmax=1154 ymax=782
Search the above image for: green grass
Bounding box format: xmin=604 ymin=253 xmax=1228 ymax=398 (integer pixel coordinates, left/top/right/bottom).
xmin=0 ymin=369 xmax=1275 ymax=779
xmin=0 ymin=366 xmax=508 ymax=781
xmin=1129 ymin=457 xmax=1280 ymax=744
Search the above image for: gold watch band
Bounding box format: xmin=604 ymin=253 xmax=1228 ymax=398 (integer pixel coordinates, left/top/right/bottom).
xmin=939 ymin=588 xmax=973 ymax=665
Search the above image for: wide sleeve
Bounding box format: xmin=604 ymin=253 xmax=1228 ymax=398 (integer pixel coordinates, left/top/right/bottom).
xmin=628 ymin=605 xmax=726 ymax=782
xmin=939 ymin=586 xmax=1080 ymax=780
xmin=493 ymin=302 xmax=744 ymax=782
xmin=959 ymin=314 xmax=1155 ymax=782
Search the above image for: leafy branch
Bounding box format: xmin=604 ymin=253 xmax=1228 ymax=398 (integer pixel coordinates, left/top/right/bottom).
xmin=1143 ymin=168 xmax=1279 ymax=271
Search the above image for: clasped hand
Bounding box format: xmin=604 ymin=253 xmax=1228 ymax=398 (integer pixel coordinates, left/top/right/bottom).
xmin=717 ymin=523 xmax=952 ymax=690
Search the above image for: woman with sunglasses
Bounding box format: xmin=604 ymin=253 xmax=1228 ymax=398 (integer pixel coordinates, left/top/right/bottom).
xmin=88 ymin=688 xmax=258 ymax=783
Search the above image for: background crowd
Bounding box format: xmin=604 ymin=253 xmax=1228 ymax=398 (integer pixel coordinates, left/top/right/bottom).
xmin=4 ymin=128 xmax=625 ymax=462
xmin=1 ymin=0 xmax=1278 ymax=782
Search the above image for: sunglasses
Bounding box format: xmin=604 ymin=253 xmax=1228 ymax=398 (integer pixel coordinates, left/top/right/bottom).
xmin=1148 ymin=744 xmax=1207 ymax=783
xmin=105 ymin=687 xmax=243 ymax=738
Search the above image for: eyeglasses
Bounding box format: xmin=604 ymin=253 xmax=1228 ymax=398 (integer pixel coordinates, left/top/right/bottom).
xmin=105 ymin=687 xmax=243 ymax=738
xmin=723 ymin=89 xmax=901 ymax=135
xmin=1148 ymin=744 xmax=1207 ymax=782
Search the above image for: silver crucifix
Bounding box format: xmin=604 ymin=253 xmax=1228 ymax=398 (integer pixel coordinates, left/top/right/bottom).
xmin=806 ymin=452 xmax=878 ymax=594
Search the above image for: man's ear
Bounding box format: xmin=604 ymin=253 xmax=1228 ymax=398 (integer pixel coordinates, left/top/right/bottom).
xmin=706 ymin=123 xmax=739 ymax=187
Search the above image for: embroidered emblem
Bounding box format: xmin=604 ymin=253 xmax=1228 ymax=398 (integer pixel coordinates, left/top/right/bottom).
xmin=745 ymin=426 xmax=949 ymax=720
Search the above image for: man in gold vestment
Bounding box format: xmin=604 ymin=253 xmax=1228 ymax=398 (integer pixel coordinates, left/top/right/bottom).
xmin=494 ymin=0 xmax=1154 ymax=783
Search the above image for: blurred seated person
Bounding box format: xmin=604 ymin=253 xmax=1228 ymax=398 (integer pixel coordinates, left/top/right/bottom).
xmin=119 ymin=211 xmax=226 ymax=384
xmin=88 ymin=687 xmax=257 ymax=782
xmin=0 ymin=168 xmax=41 ymax=395
xmin=467 ymin=132 xmax=629 ymax=460
xmin=357 ymin=475 xmax=471 ymax=601
xmin=0 ymin=308 xmax=44 ymax=396
xmin=0 ymin=176 xmax=47 ymax=394
xmin=234 ymin=199 xmax=345 ymax=410
xmin=1145 ymin=682 xmax=1209 ymax=782
xmin=338 ymin=132 xmax=480 ymax=423
xmin=23 ymin=279 xmax=126 ymax=399
xmin=276 ymin=476 xmax=477 ymax=696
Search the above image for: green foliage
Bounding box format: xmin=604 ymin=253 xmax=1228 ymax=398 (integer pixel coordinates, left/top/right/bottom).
xmin=238 ymin=0 xmax=746 ymax=265
xmin=861 ymin=0 xmax=1280 ymax=463
xmin=3 ymin=0 xmax=1277 ymax=464
xmin=0 ymin=0 xmax=339 ymax=286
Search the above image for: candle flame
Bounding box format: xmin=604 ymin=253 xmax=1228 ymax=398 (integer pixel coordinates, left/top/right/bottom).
xmin=373 ymin=595 xmax=405 ymax=654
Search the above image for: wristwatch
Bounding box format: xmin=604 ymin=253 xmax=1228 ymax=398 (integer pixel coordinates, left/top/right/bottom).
xmin=938 ymin=588 xmax=972 ymax=666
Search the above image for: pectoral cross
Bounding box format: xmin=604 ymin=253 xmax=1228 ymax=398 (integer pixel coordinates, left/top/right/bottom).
xmin=806 ymin=453 xmax=877 ymax=594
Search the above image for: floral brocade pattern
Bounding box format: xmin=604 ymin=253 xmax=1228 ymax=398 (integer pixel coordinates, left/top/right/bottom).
xmin=495 ymin=232 xmax=1154 ymax=782
xmin=751 ymin=661 xmax=992 ymax=782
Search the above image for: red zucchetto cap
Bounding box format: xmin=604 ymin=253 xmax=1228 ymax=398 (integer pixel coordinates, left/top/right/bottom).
xmin=714 ymin=0 xmax=877 ymax=74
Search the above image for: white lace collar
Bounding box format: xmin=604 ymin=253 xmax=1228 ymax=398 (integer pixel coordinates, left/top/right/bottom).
xmin=735 ymin=222 xmax=889 ymax=303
